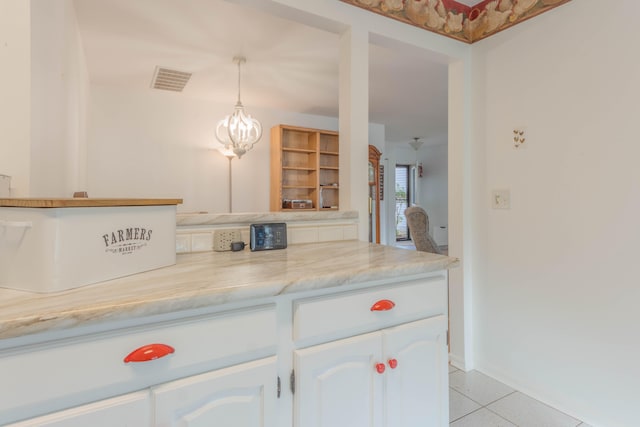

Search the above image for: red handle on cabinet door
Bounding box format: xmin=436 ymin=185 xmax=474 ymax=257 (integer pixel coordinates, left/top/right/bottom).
xmin=123 ymin=343 xmax=175 ymax=363
xmin=388 ymin=358 xmax=398 ymax=369
xmin=370 ymin=299 xmax=395 ymax=311
xmin=375 ymin=363 xmax=386 ymax=374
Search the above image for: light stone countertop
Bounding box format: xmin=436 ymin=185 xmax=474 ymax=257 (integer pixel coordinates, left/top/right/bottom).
xmin=0 ymin=241 xmax=458 ymax=341
xmin=176 ymin=210 xmax=358 ymax=227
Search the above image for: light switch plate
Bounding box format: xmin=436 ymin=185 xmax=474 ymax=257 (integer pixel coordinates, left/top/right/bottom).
xmin=492 ymin=189 xmax=511 ymax=209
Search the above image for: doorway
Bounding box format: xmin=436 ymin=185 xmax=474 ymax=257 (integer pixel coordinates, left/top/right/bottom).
xmin=395 ymin=164 xmax=411 ymax=241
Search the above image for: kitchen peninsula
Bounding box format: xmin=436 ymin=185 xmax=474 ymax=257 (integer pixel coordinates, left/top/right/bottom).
xmin=0 ymin=240 xmax=458 ymax=426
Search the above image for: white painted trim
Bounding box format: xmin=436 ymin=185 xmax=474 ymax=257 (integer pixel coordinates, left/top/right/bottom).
xmin=448 ymin=353 xmax=467 ymax=372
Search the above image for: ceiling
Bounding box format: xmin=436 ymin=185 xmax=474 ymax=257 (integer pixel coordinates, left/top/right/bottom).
xmin=73 ymin=0 xmax=450 ymax=146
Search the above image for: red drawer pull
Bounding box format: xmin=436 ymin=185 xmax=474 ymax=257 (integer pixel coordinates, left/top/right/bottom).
xmin=124 ymin=343 xmax=175 ymax=363
xmin=375 ymin=363 xmax=386 ymax=374
xmin=388 ymin=358 xmax=398 ymax=369
xmin=370 ymin=299 xmax=395 ymax=311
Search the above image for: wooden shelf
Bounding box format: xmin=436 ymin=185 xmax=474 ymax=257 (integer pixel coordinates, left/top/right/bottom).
xmin=271 ymin=125 xmax=339 ymax=211
xmin=283 ymin=148 xmax=316 ymax=154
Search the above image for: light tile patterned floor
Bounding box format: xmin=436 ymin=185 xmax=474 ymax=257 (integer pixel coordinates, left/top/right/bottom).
xmin=449 ymin=367 xmax=591 ymax=426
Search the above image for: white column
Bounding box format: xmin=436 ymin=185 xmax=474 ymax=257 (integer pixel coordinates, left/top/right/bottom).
xmin=448 ymin=56 xmax=476 ymax=370
xmin=0 ymin=0 xmax=31 ymax=196
xmin=339 ymin=26 xmax=369 ymax=242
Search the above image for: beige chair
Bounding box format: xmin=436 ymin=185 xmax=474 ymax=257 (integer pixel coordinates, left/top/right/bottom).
xmin=404 ymin=206 xmax=442 ymax=254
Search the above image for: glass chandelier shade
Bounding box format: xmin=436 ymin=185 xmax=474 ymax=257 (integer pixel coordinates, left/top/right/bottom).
xmin=215 ymin=56 xmax=262 ymax=159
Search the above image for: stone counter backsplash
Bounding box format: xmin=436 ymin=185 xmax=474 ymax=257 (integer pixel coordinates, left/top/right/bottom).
xmin=175 ymin=210 xmax=359 ymax=253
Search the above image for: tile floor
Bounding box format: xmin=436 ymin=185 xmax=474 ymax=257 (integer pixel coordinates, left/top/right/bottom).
xmin=448 ymin=366 xmax=592 ymax=427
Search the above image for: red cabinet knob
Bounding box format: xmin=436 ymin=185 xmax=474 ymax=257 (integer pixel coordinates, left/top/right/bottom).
xmin=388 ymin=358 xmax=398 ymax=369
xmin=375 ymin=363 xmax=386 ymax=374
xmin=370 ymin=299 xmax=396 ymax=311
xmin=124 ymin=343 xmax=175 ymax=363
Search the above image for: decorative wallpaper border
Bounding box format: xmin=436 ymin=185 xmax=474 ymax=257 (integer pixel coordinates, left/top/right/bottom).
xmin=339 ymin=0 xmax=572 ymax=43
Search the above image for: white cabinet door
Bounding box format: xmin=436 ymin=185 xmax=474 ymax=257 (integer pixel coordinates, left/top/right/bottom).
xmin=295 ymin=316 xmax=448 ymax=427
xmin=6 ymin=391 xmax=150 ymax=427
xmin=383 ymin=316 xmax=449 ymax=427
xmin=294 ymin=331 xmax=384 ymax=427
xmin=152 ymin=356 xmax=277 ymax=427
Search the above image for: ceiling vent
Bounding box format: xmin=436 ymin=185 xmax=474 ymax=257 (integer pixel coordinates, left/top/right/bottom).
xmin=151 ymin=66 xmax=191 ymax=92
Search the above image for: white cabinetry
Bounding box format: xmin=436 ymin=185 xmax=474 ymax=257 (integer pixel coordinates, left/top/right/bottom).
xmin=153 ymin=357 xmax=277 ymax=427
xmin=0 ymin=272 xmax=449 ymax=427
xmin=384 ymin=316 xmax=448 ymax=427
xmin=293 ymin=277 xmax=449 ymax=427
xmin=294 ymin=317 xmax=448 ymax=427
xmin=0 ymin=305 xmax=277 ymax=426
xmin=295 ymin=331 xmax=383 ymax=427
xmin=7 ymin=358 xmax=278 ymax=427
xmin=5 ymin=391 xmax=150 ymax=427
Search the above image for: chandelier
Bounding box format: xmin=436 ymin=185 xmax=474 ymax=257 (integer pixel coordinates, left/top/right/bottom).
xmin=215 ymin=56 xmax=262 ymax=158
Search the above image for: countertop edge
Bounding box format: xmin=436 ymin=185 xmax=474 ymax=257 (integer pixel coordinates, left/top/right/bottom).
xmin=176 ymin=210 xmax=359 ymax=226
xmin=0 ymin=242 xmax=459 ymax=342
xmin=0 ymin=198 xmax=183 ymax=208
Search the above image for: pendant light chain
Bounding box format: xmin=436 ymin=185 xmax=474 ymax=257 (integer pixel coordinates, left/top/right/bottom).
xmin=236 ymin=57 xmax=243 ymax=106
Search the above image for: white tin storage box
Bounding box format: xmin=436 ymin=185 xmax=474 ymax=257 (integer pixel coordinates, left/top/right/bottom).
xmin=0 ymin=198 xmax=182 ymax=293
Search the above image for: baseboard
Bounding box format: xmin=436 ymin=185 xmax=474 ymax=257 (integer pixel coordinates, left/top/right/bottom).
xmin=448 ymin=352 xmax=467 ymax=371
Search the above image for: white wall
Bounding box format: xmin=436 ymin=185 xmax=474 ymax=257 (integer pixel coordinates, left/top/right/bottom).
xmin=0 ymin=0 xmax=89 ymax=197
xmin=30 ymin=0 xmax=89 ymax=197
xmin=87 ymin=85 xmax=338 ymax=213
xmin=421 ymin=142 xmax=448 ymax=245
xmin=471 ymin=1 xmax=639 ymax=425
xmin=0 ymin=0 xmax=31 ymax=196
xmin=87 ymin=86 xmax=396 ymax=221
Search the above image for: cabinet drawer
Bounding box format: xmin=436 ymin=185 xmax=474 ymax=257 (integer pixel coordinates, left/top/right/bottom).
xmin=5 ymin=391 xmax=151 ymax=427
xmin=293 ymin=276 xmax=446 ymax=344
xmin=0 ymin=304 xmax=276 ymax=425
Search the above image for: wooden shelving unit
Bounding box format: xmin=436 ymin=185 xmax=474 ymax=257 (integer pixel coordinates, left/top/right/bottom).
xmin=270 ymin=124 xmax=339 ymax=211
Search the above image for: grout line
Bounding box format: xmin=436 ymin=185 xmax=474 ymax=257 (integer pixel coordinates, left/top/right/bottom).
xmin=449 ymin=406 xmax=485 ymax=424
xmin=449 ymin=387 xmax=520 ymax=426
xmin=484 ymin=405 xmax=521 ymax=426
xmin=448 ymin=371 xmax=588 ymax=426
xmin=483 ymin=389 xmax=518 ymax=407
xmin=449 ymin=386 xmax=586 ymax=426
xmin=448 ymin=385 xmax=516 ymax=409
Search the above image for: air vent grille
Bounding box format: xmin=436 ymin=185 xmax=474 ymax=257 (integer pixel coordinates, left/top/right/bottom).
xmin=151 ymin=67 xmax=191 ymax=92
